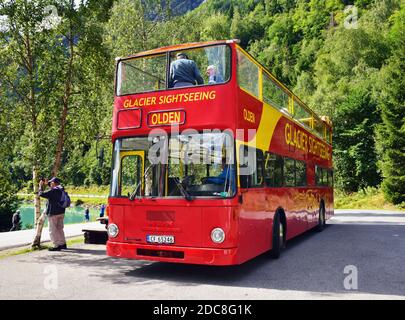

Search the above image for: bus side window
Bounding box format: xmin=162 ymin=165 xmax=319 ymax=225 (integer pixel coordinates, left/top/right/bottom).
xmin=239 ymin=146 xmax=264 ymax=188
xmin=254 ymin=149 xmax=264 ymax=187
xmin=284 ymin=157 xmax=295 ymax=187
xmin=264 ymin=152 xmax=283 ymax=187
xmin=295 ymin=160 xmax=307 ymax=187
xmin=315 ymin=166 xmax=321 ymax=186
xmin=315 ymin=165 xmax=329 ymax=186
xmin=328 ymin=169 xmax=334 ymax=187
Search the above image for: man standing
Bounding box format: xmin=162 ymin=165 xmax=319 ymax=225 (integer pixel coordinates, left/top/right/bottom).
xmin=10 ymin=210 xmax=21 ymax=231
xmin=169 ymin=52 xmax=204 ymax=88
xmin=39 ymin=177 xmax=67 ymax=251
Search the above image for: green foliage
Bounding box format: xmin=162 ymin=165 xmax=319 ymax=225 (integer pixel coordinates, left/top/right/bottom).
xmin=0 ymin=0 xmax=404 ymax=208
xmin=335 ymin=186 xmax=405 ymax=210
xmin=375 ymin=7 xmax=405 ymax=204
xmin=0 ymin=161 xmax=20 ymax=232
xmin=334 ymin=86 xmax=381 ymax=191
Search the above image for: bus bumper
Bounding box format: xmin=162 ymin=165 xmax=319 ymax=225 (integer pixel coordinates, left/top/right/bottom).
xmin=106 ymin=241 xmax=239 ymax=266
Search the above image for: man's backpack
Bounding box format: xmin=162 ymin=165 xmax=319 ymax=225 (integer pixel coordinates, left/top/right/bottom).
xmin=59 ymin=189 xmax=71 ymax=209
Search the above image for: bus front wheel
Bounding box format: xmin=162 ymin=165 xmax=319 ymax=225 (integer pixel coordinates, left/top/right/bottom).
xmin=269 ymin=213 xmax=284 ymax=259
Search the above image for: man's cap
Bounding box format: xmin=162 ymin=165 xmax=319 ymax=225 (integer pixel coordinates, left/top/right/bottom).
xmin=176 ymin=52 xmax=188 ymax=59
xmin=48 ymin=177 xmax=61 ymax=184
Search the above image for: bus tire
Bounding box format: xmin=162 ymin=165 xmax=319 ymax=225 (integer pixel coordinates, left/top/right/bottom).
xmin=316 ymin=203 xmax=326 ymax=232
xmin=269 ymin=212 xmax=284 ymax=259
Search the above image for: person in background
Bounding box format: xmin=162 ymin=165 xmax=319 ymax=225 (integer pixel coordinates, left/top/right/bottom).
xmin=10 ymin=210 xmax=21 ymax=231
xmin=39 ymin=177 xmax=67 ymax=251
xmin=84 ymin=206 xmax=90 ymax=222
xmin=99 ymin=204 xmax=106 ymax=218
xmin=206 ymin=65 xmax=224 ymax=84
xmin=168 ymin=52 xmax=204 ymax=88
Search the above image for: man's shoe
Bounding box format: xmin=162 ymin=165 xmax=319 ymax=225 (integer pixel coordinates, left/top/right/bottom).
xmin=48 ymin=246 xmax=62 ymax=251
xmin=60 ymin=244 xmax=67 ymax=249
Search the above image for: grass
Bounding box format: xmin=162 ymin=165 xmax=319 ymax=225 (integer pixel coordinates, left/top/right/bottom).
xmin=0 ymin=236 xmax=85 ymax=260
xmin=18 ymin=184 xmax=109 ymax=206
xmin=68 ymin=185 xmax=108 ymax=206
xmin=18 ymin=185 xmax=404 ymax=211
xmin=335 ymin=187 xmax=405 ymax=211
xmin=67 ymin=185 xmax=110 ymax=196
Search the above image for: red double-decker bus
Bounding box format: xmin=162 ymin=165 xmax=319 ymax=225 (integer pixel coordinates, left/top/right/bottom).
xmin=106 ymin=40 xmax=333 ymax=265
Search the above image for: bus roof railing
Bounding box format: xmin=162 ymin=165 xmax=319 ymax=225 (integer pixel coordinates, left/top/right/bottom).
xmin=115 ymin=40 xmax=239 ymax=62
xmin=235 ymin=44 xmax=332 ymax=133
xmin=115 ymin=40 xmax=332 ymax=135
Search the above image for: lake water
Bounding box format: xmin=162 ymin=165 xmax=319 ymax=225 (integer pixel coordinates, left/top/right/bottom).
xmin=18 ymin=205 xmax=101 ymax=230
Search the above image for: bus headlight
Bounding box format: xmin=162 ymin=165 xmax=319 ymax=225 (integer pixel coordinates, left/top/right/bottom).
xmin=211 ymin=228 xmax=225 ymax=244
xmin=107 ymin=223 xmax=119 ymax=238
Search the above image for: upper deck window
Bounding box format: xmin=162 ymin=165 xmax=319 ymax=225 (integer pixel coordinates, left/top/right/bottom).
xmin=262 ymin=71 xmax=289 ymax=112
xmin=293 ymin=100 xmax=313 ymax=130
xmin=169 ymin=45 xmax=231 ymax=89
xmin=236 ymin=49 xmax=259 ymax=98
xmin=117 ymin=54 xmax=166 ymax=96
xmin=116 ymin=44 xmax=231 ymax=96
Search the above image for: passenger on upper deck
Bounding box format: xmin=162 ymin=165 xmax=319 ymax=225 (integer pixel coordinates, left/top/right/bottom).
xmin=206 ymin=65 xmax=224 ymax=84
xmin=169 ymin=52 xmax=204 ymax=88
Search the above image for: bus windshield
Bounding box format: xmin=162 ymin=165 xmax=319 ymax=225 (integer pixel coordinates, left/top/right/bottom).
xmin=110 ymin=132 xmax=236 ymax=199
xmin=116 ymin=44 xmax=231 ymax=96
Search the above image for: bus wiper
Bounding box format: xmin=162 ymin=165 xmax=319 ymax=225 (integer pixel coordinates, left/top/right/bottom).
xmin=129 ymin=163 xmax=154 ymax=201
xmin=173 ymin=177 xmax=194 ymax=201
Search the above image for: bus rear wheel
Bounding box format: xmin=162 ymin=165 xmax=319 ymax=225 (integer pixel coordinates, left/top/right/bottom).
xmin=316 ymin=204 xmax=326 ymax=232
xmin=269 ymin=213 xmax=284 ymax=259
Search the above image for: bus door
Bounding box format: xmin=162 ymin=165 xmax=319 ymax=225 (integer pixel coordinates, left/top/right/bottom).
xmin=119 ymin=151 xmax=145 ymax=197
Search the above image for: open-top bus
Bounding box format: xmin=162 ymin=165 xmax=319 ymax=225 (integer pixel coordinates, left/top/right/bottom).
xmin=106 ymin=40 xmax=333 ymax=265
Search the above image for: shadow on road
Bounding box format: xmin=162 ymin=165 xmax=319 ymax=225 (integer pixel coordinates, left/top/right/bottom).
xmin=28 ymin=221 xmax=405 ymax=297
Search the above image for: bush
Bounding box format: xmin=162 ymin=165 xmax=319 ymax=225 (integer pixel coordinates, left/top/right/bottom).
xmin=24 ymin=223 xmax=34 ymax=230
xmin=0 ymin=163 xmax=20 ymax=232
xmin=75 ymin=199 xmax=84 ymax=206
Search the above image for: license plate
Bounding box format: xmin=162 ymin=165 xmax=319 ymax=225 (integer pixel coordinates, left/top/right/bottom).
xmin=146 ymin=235 xmax=175 ymax=244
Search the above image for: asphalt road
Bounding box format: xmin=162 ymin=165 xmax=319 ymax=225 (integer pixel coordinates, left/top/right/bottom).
xmin=1 ymin=210 xmax=404 ymax=300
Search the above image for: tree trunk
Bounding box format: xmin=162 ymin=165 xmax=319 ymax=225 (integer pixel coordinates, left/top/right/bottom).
xmin=31 ymin=164 xmax=45 ymax=248
xmin=51 ymin=100 xmax=69 ymax=177
xmin=32 ymin=165 xmax=41 ymax=225
xmin=31 ymin=212 xmax=46 ymax=249
xmin=51 ymin=4 xmax=74 ymax=176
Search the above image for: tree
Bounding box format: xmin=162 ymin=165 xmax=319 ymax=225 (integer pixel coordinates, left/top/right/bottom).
xmin=334 ymin=85 xmax=381 ymax=192
xmin=0 ymin=93 xmax=20 ymax=232
xmin=104 ymin=0 xmax=172 ymax=57
xmin=0 ymin=0 xmax=62 ymax=242
xmin=375 ymin=7 xmax=405 ymax=204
